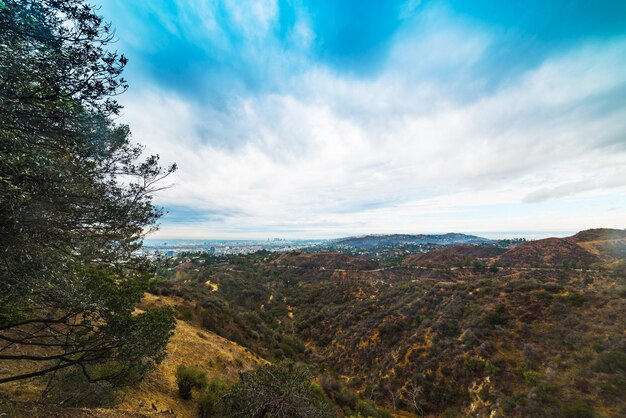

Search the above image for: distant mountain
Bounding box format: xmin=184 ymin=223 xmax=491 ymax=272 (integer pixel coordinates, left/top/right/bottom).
xmin=332 ymin=233 xmax=493 ymax=249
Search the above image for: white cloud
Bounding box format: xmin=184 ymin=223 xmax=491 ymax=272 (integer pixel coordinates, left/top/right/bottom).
xmin=118 ymin=27 xmax=626 ymax=238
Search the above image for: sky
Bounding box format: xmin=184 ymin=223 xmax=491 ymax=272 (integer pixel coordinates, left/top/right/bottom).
xmin=94 ymin=0 xmax=626 ymax=239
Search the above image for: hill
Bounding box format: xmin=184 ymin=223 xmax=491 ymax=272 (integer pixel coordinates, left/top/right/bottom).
xmin=0 ymin=294 xmax=264 ymax=418
xmin=0 ymin=396 xmax=174 ymax=418
xmin=332 ymin=233 xmax=493 ymax=250
xmin=119 ymin=294 xmax=265 ymax=417
xmin=569 ymin=228 xmax=626 ymax=262
xmin=496 ymin=237 xmax=600 ymax=268
xmin=5 ymin=229 xmax=625 ymax=417
xmin=156 ymin=232 xmax=626 ymax=417
xmin=273 ymin=252 xmax=378 ymax=270
xmin=403 ymin=245 xmax=505 ymax=267
xmin=570 ymin=228 xmax=626 ymax=243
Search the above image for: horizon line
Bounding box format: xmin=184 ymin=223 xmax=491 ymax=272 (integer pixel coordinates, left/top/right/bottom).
xmin=144 ymin=229 xmax=591 ymax=241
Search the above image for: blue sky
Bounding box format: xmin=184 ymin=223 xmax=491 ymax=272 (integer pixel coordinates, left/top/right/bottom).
xmin=94 ymin=0 xmax=626 ymax=239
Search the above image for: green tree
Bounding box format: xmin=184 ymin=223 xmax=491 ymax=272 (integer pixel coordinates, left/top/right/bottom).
xmin=223 ymin=363 xmax=333 ymax=418
xmin=0 ymin=0 xmax=176 ymax=386
xmin=198 ymin=378 xmax=230 ymax=417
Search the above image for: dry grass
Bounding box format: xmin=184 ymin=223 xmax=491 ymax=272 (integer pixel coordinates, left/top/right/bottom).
xmin=0 ymin=294 xmax=266 ymax=418
xmin=117 ymin=294 xmax=266 ymax=418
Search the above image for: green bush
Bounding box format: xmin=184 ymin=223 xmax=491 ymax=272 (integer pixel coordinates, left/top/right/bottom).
xmin=486 ymin=304 xmax=507 ymax=326
xmin=484 ymin=359 xmax=499 ymax=376
xmin=559 ymin=401 xmax=594 ymax=418
xmin=523 ymin=370 xmax=541 ymax=387
xmin=472 ymin=260 xmax=486 ymax=271
xmin=176 ymin=307 xmax=194 ymax=322
xmin=592 ymin=351 xmax=626 ymax=374
xmin=535 ymin=382 xmax=559 ymax=404
xmin=355 ymin=399 xmax=380 ymax=418
xmin=198 ymin=378 xmax=229 ymax=418
xmin=566 ymin=291 xmax=587 ymax=307
xmin=222 ymin=363 xmax=333 ymax=418
xmin=175 ymin=365 xmax=207 ymax=400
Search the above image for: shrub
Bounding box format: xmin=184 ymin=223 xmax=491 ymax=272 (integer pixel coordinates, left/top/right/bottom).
xmin=355 ymin=400 xmax=378 ymax=418
xmin=523 ymin=370 xmax=541 ymax=387
xmin=320 ymin=374 xmax=358 ymax=410
xmin=175 ymin=365 xmax=207 ymax=400
xmin=559 ymin=401 xmax=594 ymax=418
xmin=484 ymin=360 xmax=499 ymax=376
xmin=486 ymin=304 xmax=507 ymax=326
xmin=176 ymin=307 xmax=194 ymax=322
xmin=198 ymin=378 xmax=229 ymax=418
xmin=472 ymin=260 xmax=486 ymax=271
xmin=566 ymin=292 xmax=587 ymax=307
xmin=535 ymin=382 xmax=559 ymax=403
xmin=223 ymin=363 xmax=333 ymax=417
xmin=592 ymin=351 xmax=626 ymax=374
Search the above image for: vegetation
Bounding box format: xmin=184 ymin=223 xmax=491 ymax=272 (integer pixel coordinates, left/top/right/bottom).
xmin=190 ymin=362 xmax=340 ymax=418
xmin=155 ymin=238 xmax=626 ymax=417
xmin=0 ymin=0 xmax=175 ymax=389
xmin=176 ymin=365 xmax=208 ymax=400
xmin=222 ymin=363 xmax=333 ymax=418
xmin=197 ymin=378 xmax=229 ymax=418
xmin=1 ymin=3 xmax=624 ymax=417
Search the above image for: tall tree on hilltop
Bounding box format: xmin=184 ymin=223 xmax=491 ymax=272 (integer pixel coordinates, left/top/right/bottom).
xmin=0 ymin=0 xmax=176 ymax=387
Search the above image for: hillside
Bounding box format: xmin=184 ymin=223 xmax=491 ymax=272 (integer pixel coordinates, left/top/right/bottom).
xmin=0 ymin=294 xmax=264 ymax=418
xmin=570 ymin=228 xmax=626 ymax=243
xmin=119 ymin=294 xmax=265 ymax=417
xmin=273 ymin=252 xmax=378 ymax=270
xmin=496 ymin=237 xmax=600 ymax=268
xmin=157 ymin=234 xmax=626 ymax=417
xmin=4 ymin=229 xmax=625 ymax=417
xmin=332 ymin=233 xmax=493 ymax=250
xmin=569 ymin=228 xmax=626 ymax=262
xmin=403 ymin=245 xmax=505 ymax=267
xmin=0 ymin=397 xmax=175 ymax=418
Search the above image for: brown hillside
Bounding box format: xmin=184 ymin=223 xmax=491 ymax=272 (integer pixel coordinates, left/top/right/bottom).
xmin=496 ymin=237 xmax=599 ymax=267
xmin=570 ymin=228 xmax=626 ymax=242
xmin=0 ymin=396 xmax=174 ymax=418
xmin=403 ymin=245 xmax=505 ymax=267
xmin=162 ymin=253 xmax=626 ymax=417
xmin=0 ymin=294 xmax=265 ymax=418
xmin=119 ymin=294 xmax=265 ymax=418
xmin=273 ymin=252 xmax=378 ymax=270
xmin=569 ymin=229 xmax=626 ymax=261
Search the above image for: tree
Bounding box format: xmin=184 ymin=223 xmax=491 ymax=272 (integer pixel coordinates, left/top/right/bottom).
xmin=0 ymin=0 xmax=176 ymax=387
xmin=402 ymin=381 xmax=424 ymax=417
xmin=197 ymin=377 xmax=229 ymax=418
xmin=223 ymin=363 xmax=333 ymax=418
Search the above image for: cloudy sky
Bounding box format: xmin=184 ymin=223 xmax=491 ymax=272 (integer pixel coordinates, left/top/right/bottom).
xmin=95 ymin=0 xmax=626 ymax=239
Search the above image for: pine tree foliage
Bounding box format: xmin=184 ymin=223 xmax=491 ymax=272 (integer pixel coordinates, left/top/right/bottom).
xmin=0 ymin=0 xmax=176 ymax=386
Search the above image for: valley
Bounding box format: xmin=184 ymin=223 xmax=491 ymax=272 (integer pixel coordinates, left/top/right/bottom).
xmin=140 ymin=229 xmax=626 ymax=417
